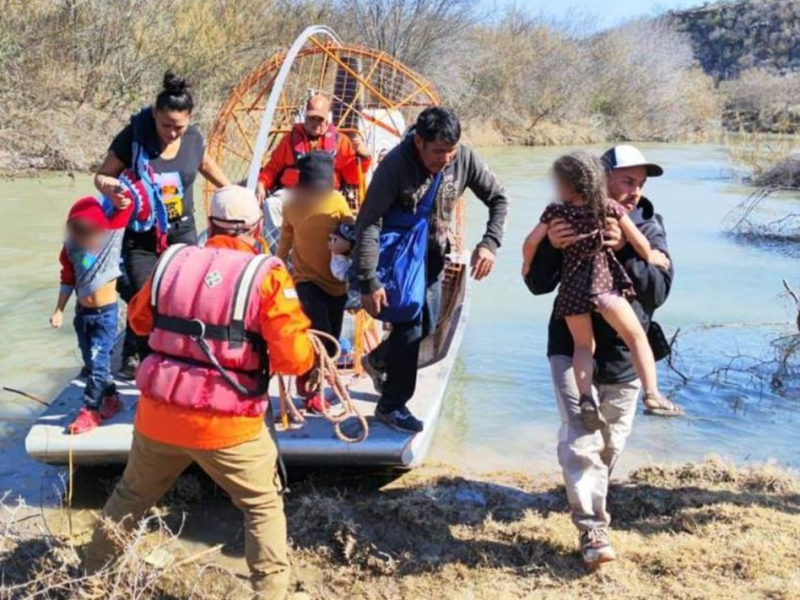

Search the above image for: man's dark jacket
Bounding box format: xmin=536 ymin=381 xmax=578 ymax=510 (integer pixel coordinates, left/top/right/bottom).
xmin=355 ymin=136 xmax=508 ymax=294
xmin=524 ymin=197 xmax=674 ymax=385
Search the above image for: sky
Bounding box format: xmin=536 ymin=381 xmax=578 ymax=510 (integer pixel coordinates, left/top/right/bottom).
xmin=483 ymin=0 xmax=702 ymax=28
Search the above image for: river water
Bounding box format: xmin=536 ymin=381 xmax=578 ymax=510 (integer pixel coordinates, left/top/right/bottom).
xmin=1 ymin=143 xmax=799 ymax=483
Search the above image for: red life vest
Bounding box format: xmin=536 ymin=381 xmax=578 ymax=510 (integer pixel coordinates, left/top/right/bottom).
xmin=279 ymin=123 xmax=338 ymax=188
xmin=136 ymin=244 xmax=282 ymax=417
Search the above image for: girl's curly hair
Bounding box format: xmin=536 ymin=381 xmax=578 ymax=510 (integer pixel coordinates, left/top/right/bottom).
xmin=553 ymin=151 xmax=608 ymax=226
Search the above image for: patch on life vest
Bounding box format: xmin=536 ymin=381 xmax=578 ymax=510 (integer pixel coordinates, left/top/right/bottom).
xmin=204 ymin=271 xmax=223 ymax=288
xmin=283 ymin=288 xmax=298 ymax=300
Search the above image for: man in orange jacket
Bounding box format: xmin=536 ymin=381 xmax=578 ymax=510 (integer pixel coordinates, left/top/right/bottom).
xmin=84 ymin=186 xmax=314 ymax=600
xmin=256 ymin=94 xmax=371 ymax=201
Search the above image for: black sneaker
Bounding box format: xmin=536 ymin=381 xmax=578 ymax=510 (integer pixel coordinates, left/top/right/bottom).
xmin=361 ymin=353 xmax=386 ymax=394
xmin=78 ymin=366 xmax=92 ymax=379
xmin=375 ymin=406 xmax=423 ymax=433
xmin=116 ymin=354 xmax=139 ymax=381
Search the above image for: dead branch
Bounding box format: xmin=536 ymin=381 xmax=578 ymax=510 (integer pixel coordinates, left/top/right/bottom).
xmin=666 ymin=327 xmax=690 ymax=384
xmin=783 ymin=279 xmax=799 ymax=305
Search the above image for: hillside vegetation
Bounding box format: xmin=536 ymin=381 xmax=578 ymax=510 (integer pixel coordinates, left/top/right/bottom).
xmin=672 ymin=0 xmax=800 ymax=134
xmin=6 ymin=0 xmax=800 ymax=175
xmin=0 ymin=0 xmax=718 ymax=173
xmin=672 ymin=0 xmax=800 ymax=79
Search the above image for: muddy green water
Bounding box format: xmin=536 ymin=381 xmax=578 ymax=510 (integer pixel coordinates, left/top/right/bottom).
xmin=1 ymin=143 xmax=800 ymax=483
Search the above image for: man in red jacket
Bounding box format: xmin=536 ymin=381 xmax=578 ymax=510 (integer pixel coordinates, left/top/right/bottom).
xmin=256 ymin=94 xmax=371 ymax=200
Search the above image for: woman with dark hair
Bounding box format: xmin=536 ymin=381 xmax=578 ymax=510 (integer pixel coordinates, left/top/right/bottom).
xmin=94 ymin=71 xmax=230 ymax=377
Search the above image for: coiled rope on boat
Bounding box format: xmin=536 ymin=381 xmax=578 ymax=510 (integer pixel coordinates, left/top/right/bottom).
xmin=277 ymin=330 xmax=369 ymax=444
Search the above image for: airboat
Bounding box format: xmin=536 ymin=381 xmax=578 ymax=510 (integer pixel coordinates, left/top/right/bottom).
xmin=26 ymin=26 xmax=469 ymax=468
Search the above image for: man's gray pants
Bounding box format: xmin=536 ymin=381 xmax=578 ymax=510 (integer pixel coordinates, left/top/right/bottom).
xmin=550 ymin=355 xmax=641 ymax=532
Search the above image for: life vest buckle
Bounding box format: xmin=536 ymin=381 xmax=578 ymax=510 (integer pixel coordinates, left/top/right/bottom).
xmin=188 ymin=319 xmax=207 ymax=340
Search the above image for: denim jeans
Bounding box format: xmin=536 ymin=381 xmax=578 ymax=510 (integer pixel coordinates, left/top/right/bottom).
xmin=370 ymin=274 xmax=443 ymax=413
xmin=119 ymin=217 xmax=198 ymax=361
xmin=74 ymin=303 xmax=118 ymax=408
xmin=296 ymin=282 xmax=347 ymax=358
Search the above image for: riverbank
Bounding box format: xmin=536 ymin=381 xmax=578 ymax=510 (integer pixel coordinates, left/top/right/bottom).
xmin=0 ymin=116 xmax=611 ymax=178
xmin=2 ymin=458 xmax=799 ymax=599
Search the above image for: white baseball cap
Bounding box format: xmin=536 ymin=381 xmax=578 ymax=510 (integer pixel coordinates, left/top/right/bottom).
xmin=209 ymin=186 xmax=261 ymax=230
xmin=601 ymin=145 xmax=664 ymax=177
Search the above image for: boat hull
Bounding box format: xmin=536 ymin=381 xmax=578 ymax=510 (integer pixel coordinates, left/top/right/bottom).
xmin=25 ymin=263 xmax=468 ymax=468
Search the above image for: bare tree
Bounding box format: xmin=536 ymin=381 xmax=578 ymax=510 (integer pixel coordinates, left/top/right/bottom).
xmin=333 ymin=0 xmax=478 ymax=71
xmin=331 ymin=0 xmax=481 ymax=109
xmin=589 ymin=17 xmax=719 ymax=140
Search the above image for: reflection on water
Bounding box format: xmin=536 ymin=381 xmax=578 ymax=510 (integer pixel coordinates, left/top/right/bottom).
xmin=2 ymin=144 xmax=800 ymax=477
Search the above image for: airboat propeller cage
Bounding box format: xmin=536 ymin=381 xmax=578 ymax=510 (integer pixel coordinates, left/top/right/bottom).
xmin=204 ymin=25 xmax=446 ymax=208
xmin=246 ymin=26 xmax=342 ymax=190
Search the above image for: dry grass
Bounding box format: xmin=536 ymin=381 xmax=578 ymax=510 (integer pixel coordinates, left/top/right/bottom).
xmin=3 ymin=458 xmax=800 ymax=599
xmin=725 ymin=130 xmax=800 ymax=186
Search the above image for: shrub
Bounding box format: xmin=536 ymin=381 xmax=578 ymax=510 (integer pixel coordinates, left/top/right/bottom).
xmin=722 ymin=68 xmax=800 ymax=133
xmin=589 ymin=17 xmax=720 ymax=141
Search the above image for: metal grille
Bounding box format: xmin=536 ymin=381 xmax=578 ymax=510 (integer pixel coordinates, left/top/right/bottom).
xmin=205 ymin=35 xmax=467 ymax=372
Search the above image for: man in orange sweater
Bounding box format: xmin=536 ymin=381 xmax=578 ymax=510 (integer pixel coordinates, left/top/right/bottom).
xmin=84 ymin=186 xmax=314 ymax=600
xmin=256 ymin=94 xmax=371 ymax=201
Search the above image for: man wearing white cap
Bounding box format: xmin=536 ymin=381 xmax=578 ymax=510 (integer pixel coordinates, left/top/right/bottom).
xmin=525 ymin=145 xmax=678 ymax=568
xmin=84 ymin=186 xmax=314 ymax=600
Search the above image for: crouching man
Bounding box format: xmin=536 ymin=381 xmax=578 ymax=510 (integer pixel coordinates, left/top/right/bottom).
xmin=84 ymin=186 xmax=314 ymax=600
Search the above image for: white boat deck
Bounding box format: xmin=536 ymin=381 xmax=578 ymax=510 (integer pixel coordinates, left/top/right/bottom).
xmin=25 ymin=300 xmax=467 ymax=468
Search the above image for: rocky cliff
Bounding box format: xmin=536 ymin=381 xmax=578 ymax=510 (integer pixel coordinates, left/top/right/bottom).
xmin=671 ymin=0 xmax=800 ymax=80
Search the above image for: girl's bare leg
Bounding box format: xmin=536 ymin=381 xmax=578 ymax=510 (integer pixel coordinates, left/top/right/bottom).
xmin=565 ymin=313 xmax=595 ymax=398
xmin=597 ymin=297 xmax=660 ymax=397
xmin=565 ymin=313 xmax=606 ymax=431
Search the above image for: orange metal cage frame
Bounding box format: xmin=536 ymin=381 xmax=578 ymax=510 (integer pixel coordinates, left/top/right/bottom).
xmin=203 ymin=39 xmax=466 ymax=371
xmin=204 ymin=42 xmax=442 ymax=201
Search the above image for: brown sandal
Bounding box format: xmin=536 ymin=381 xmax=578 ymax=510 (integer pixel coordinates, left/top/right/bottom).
xmin=579 ymin=394 xmax=607 ymax=431
xmin=643 ymin=394 xmax=684 ymax=417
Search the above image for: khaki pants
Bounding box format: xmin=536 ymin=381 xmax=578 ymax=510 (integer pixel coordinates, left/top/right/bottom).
xmin=85 ymin=427 xmax=289 ymax=600
xmin=550 ymin=355 xmax=641 ymax=532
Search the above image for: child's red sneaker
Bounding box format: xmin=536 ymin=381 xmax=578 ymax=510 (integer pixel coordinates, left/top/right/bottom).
xmin=99 ymin=393 xmax=123 ymax=420
xmin=304 ymin=394 xmax=330 ymax=415
xmin=68 ymin=408 xmax=101 ymax=434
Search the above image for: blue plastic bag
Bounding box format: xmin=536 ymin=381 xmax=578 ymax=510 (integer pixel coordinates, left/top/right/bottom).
xmin=375 ymin=172 xmax=443 ymax=323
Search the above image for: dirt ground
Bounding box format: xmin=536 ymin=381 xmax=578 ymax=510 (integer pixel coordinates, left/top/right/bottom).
xmin=2 ymin=458 xmax=800 ymax=599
